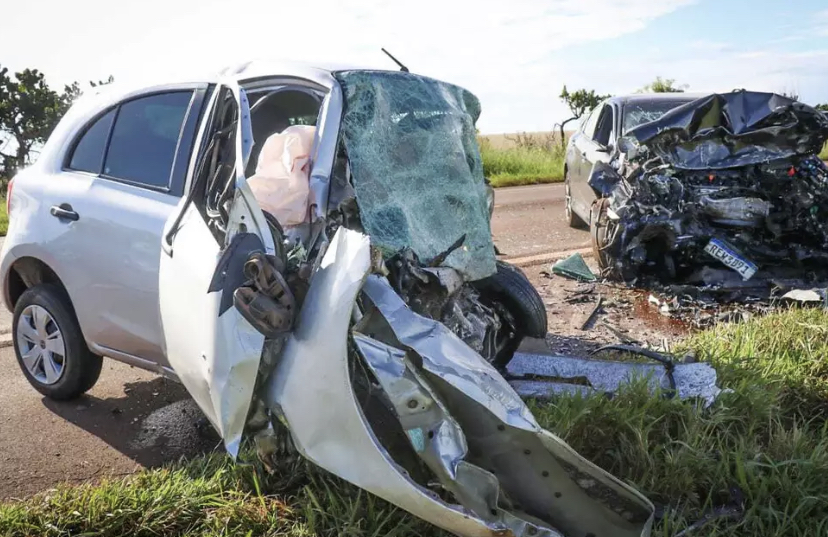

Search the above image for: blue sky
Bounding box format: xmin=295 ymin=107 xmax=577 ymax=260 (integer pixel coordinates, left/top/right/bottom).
xmin=4 ymin=0 xmax=828 ymax=133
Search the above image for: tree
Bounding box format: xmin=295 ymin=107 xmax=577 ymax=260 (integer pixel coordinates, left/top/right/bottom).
xmin=638 ymin=76 xmax=687 ymax=93
xmin=814 ymin=103 xmax=828 ymax=112
xmin=558 ymin=85 xmax=611 ymax=148
xmin=0 ymin=66 xmax=112 ymax=186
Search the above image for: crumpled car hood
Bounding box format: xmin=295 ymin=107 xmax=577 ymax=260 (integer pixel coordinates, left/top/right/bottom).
xmin=624 ymin=90 xmax=828 ymax=169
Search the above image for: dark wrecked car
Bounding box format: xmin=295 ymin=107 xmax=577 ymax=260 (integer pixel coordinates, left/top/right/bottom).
xmin=5 ymin=62 xmax=655 ymax=536
xmin=564 ymin=93 xmax=706 ymax=228
xmin=585 ymin=90 xmax=828 ymax=296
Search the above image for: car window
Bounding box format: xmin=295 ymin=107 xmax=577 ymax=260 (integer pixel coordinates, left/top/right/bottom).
xmin=623 ymin=100 xmax=691 ymax=134
xmin=583 ymin=106 xmax=601 ymax=139
xmin=594 ymin=105 xmax=614 ymax=146
xmin=68 ymin=109 xmax=116 ymax=174
xmin=103 ymin=92 xmax=193 ymax=190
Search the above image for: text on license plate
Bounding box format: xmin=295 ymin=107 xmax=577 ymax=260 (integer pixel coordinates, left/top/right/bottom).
xmin=703 ymin=238 xmax=757 ymax=280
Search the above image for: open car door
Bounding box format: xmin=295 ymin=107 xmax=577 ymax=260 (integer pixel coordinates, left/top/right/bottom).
xmin=157 ymin=81 xmax=277 ymax=457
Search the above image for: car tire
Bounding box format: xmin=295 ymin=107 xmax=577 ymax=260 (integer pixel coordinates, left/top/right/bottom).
xmin=475 ymin=261 xmax=548 ymax=368
xmin=564 ymin=171 xmax=587 ymax=229
xmin=590 ymin=198 xmax=623 ymax=279
xmin=12 ymin=284 xmax=103 ymax=400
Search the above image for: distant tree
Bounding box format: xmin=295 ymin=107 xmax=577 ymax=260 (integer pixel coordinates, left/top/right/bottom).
xmin=0 ymin=67 xmax=112 ymax=187
xmin=558 ymin=85 xmax=611 ymax=148
xmin=638 ymin=76 xmax=688 ymax=93
xmin=815 ymin=103 xmax=828 ymax=112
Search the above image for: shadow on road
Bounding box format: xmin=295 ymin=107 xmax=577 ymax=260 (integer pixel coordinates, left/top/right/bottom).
xmin=41 ymin=377 xmax=221 ymax=469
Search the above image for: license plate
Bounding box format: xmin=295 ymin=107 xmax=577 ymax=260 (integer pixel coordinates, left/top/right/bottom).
xmin=703 ymin=238 xmax=757 ymax=280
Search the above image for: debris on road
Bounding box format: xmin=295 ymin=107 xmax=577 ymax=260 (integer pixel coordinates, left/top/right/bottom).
xmin=578 ymin=295 xmax=604 ymax=330
xmin=506 ymin=348 xmax=724 ymax=407
xmin=549 ymin=252 xmax=597 ymax=281
xmin=588 ymin=91 xmax=828 ymax=303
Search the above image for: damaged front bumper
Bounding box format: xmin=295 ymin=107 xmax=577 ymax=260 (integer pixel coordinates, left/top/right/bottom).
xmin=259 ymin=228 xmax=654 ymax=537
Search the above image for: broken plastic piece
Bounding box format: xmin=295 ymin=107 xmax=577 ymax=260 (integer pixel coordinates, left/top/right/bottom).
xmin=551 ymin=253 xmax=597 ymax=281
xmin=781 ymin=288 xmax=825 ymax=303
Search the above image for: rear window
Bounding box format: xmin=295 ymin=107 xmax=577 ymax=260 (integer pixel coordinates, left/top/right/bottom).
xmin=68 ymin=109 xmax=116 ymax=174
xmin=623 ymin=100 xmax=692 ymax=134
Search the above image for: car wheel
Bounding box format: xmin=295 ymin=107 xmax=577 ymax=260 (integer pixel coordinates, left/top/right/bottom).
xmin=590 ymin=198 xmax=623 ymax=279
xmin=13 ymin=284 xmax=103 ymax=400
xmin=564 ymin=171 xmax=587 ymax=229
xmin=474 ymin=261 xmax=548 ymax=369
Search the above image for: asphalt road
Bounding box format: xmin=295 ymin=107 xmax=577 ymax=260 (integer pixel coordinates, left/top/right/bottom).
xmin=0 ymin=183 xmax=588 ymax=500
xmin=491 ymin=184 xmax=590 ymax=258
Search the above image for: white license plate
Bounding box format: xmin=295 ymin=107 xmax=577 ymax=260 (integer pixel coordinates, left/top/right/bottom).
xmin=704 ymin=238 xmax=757 ymax=280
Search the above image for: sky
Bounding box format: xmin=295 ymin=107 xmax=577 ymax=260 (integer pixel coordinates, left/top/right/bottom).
xmin=3 ymin=0 xmax=828 ymax=133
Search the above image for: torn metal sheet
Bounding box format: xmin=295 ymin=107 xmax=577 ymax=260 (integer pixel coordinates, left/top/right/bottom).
xmin=506 ymin=352 xmax=723 ymax=407
xmin=361 ymin=274 xmax=655 ymax=537
xmin=266 ymin=229 xmax=565 ymax=537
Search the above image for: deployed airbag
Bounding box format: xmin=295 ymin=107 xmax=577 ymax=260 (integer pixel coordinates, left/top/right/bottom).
xmin=248 ymin=125 xmax=315 ymax=227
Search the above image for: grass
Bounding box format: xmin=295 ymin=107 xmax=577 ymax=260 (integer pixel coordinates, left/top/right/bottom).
xmin=479 ymin=133 xmax=566 ymax=188
xmin=0 ymin=199 xmax=7 ymax=237
xmin=820 ymin=142 xmax=828 ymax=161
xmin=3 ymin=307 xmax=828 ymax=536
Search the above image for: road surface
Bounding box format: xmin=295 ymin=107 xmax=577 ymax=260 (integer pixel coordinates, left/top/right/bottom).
xmin=0 ymin=183 xmax=586 ymax=500
xmin=491 ymin=184 xmax=590 ymax=258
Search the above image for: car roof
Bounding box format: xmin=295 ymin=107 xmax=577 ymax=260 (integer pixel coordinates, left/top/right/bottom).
xmin=606 ymin=92 xmax=709 ymax=107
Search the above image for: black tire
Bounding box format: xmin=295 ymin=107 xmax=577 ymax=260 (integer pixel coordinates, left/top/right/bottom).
xmin=565 ymin=171 xmax=587 ymax=229
xmin=13 ymin=284 xmax=103 ymax=400
xmin=590 ymin=198 xmax=623 ymax=279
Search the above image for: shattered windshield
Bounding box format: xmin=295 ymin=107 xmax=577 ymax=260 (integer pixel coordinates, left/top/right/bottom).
xmin=622 ymin=100 xmax=693 ymax=134
xmin=334 ymin=70 xmax=496 ymax=281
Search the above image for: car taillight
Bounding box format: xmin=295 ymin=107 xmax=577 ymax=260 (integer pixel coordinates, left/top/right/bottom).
xmin=5 ymin=178 xmax=13 ymax=216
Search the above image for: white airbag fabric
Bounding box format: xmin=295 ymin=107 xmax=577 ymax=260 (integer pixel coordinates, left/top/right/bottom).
xmin=248 ymin=125 xmax=315 ymax=227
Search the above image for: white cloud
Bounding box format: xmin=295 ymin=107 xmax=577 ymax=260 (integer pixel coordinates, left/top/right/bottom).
xmin=3 ymin=0 xmax=697 ymax=132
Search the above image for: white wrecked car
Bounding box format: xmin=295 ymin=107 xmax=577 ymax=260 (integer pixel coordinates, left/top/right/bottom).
xmin=1 ymin=61 xmax=654 ymax=537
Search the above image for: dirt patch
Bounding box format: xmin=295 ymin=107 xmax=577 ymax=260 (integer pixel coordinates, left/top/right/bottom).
xmin=522 ymin=259 xmax=691 ymax=358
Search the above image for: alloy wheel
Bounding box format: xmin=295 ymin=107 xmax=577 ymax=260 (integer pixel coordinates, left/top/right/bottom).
xmin=17 ymin=305 xmax=65 ymax=385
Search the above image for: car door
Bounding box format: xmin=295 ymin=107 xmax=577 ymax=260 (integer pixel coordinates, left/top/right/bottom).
xmin=50 ymin=87 xmax=208 ymax=368
xmin=569 ymin=105 xmax=602 ymax=220
xmin=577 ymin=103 xmax=614 ymax=219
xmin=157 ymin=81 xmax=276 ymax=456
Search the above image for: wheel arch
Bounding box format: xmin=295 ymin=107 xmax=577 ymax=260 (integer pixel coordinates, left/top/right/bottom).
xmin=7 ymin=257 xmax=72 ymax=311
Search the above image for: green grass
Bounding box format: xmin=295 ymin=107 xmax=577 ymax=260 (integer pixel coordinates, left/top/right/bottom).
xmin=820 ymin=142 xmax=828 ymax=161
xmin=3 ymin=307 xmax=828 ymax=536
xmin=479 ymin=139 xmax=565 ymax=188
xmin=0 ymin=199 xmax=8 ymax=237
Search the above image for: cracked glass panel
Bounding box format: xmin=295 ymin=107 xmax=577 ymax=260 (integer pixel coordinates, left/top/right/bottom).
xmin=334 ymin=70 xmax=496 ymax=281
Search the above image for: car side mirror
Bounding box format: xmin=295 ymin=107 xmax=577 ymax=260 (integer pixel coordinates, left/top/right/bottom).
xmin=596 ymin=145 xmax=610 ymax=153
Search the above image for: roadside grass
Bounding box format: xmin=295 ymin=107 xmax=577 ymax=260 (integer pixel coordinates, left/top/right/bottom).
xmin=3 ymin=307 xmax=828 ymax=536
xmin=0 ymin=199 xmax=7 ymax=236
xmin=479 ymin=133 xmax=565 ymax=188
xmin=820 ymin=141 xmax=828 ymax=160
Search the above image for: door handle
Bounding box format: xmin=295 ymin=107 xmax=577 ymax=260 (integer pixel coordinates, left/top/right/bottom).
xmin=50 ymin=204 xmax=79 ymax=222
